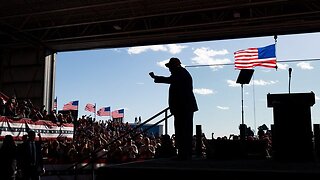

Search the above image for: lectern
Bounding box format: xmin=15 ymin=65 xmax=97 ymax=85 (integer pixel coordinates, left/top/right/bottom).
xmin=267 ymin=92 xmax=315 ymax=161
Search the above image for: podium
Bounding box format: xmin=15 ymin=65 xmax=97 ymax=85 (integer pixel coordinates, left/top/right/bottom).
xmin=267 ymin=92 xmax=315 ymax=161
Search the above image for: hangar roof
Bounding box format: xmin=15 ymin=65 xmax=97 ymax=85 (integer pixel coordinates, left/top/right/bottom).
xmin=1 ymin=0 xmax=320 ymax=52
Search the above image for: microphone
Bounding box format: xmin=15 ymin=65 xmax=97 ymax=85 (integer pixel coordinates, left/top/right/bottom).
xmin=289 ymin=68 xmax=292 ymax=77
xmin=288 ymin=68 xmax=292 ymax=93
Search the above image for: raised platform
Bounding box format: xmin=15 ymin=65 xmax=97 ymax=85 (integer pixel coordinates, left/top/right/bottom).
xmin=96 ymin=157 xmax=320 ymax=178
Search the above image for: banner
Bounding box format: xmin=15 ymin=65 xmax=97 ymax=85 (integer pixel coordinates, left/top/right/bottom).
xmin=0 ymin=116 xmax=73 ymax=141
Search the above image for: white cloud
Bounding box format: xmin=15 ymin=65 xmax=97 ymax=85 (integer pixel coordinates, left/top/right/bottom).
xmin=193 ymin=88 xmax=215 ymax=95
xmin=128 ymin=45 xmax=167 ymax=54
xmin=112 ymin=48 xmax=122 ymax=52
xmin=227 ymin=80 xmax=240 ymax=87
xmin=250 ymin=79 xmax=278 ymax=86
xmin=227 ymin=79 xmax=277 ymax=87
xmin=128 ymin=44 xmax=187 ymax=55
xmin=217 ymin=106 xmax=229 ymax=110
xmin=167 ymin=44 xmax=187 ymax=54
xmin=297 ymin=62 xmax=314 ymax=70
xmin=192 ymin=47 xmax=230 ymax=70
xmin=157 ymin=59 xmax=170 ymax=68
xmin=157 ymin=58 xmax=187 ymax=68
xmin=276 ymin=63 xmax=289 ymax=70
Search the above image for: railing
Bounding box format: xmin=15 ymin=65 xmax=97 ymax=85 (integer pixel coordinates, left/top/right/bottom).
xmin=67 ymin=107 xmax=172 ymax=180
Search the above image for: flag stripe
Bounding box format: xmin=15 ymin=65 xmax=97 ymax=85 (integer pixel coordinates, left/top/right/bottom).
xmin=234 ymin=59 xmax=276 ymax=64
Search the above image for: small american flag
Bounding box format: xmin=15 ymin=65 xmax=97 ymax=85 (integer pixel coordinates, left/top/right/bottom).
xmin=97 ymin=107 xmax=111 ymax=116
xmin=112 ymin=109 xmax=124 ymax=118
xmin=63 ymin=101 xmax=79 ymax=110
xmin=0 ymin=91 xmax=9 ymax=104
xmin=85 ymin=103 xmax=95 ymax=113
xmin=234 ymin=44 xmax=277 ymax=69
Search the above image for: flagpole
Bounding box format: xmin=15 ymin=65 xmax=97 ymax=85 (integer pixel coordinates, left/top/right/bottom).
xmin=76 ymin=100 xmax=79 ymax=121
xmin=94 ymin=103 xmax=97 ymax=121
xmin=74 ymin=100 xmax=79 ymax=144
xmin=110 ymin=107 xmax=112 ymax=122
xmin=252 ymin=74 xmax=257 ymax=134
xmin=274 ymin=35 xmax=278 ymax=70
xmin=54 ymin=96 xmax=57 ymax=113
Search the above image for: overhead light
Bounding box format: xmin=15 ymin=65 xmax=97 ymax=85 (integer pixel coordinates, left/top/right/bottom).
xmin=113 ymin=25 xmax=122 ymax=30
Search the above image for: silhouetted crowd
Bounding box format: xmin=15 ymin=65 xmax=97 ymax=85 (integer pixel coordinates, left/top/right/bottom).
xmin=0 ymin=96 xmax=272 ymax=180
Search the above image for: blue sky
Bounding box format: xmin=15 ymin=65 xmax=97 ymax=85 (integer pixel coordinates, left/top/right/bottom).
xmin=55 ymin=32 xmax=320 ymax=138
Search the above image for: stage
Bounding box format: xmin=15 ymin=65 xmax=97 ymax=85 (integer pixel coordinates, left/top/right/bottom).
xmin=95 ymin=157 xmax=320 ymax=178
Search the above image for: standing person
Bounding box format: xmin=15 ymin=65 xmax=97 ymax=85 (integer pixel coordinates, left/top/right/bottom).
xmin=149 ymin=57 xmax=198 ymax=160
xmin=17 ymin=131 xmax=44 ymax=180
xmin=0 ymin=135 xmax=17 ymax=180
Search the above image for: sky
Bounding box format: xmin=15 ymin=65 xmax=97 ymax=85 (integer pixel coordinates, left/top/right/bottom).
xmin=55 ymin=32 xmax=320 ymax=139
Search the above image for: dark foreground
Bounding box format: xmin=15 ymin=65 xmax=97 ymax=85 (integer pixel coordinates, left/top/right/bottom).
xmin=96 ymin=157 xmax=320 ymax=178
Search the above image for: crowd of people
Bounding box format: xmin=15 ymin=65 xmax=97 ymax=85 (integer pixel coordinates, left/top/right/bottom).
xmin=44 ymin=116 xmax=179 ymax=164
xmin=0 ymin=95 xmax=74 ymax=124
xmin=0 ymin=95 xmax=200 ymax=164
xmin=0 ymin=96 xmax=190 ymax=179
xmin=0 ymin=92 xmax=272 ymax=179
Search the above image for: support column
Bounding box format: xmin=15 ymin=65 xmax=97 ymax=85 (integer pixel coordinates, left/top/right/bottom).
xmin=43 ymin=51 xmax=56 ymax=112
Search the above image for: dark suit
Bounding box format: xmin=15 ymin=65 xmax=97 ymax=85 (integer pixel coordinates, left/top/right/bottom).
xmin=0 ymin=135 xmax=17 ymax=180
xmin=17 ymin=140 xmax=43 ymax=180
xmin=154 ymin=66 xmax=198 ymax=159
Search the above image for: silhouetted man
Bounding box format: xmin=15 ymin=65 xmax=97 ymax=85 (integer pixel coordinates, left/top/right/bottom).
xmin=149 ymin=57 xmax=198 ymax=160
xmin=17 ymin=131 xmax=44 ymax=180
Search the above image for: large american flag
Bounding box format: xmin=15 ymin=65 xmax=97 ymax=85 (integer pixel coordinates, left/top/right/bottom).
xmin=112 ymin=109 xmax=124 ymax=118
xmin=85 ymin=103 xmax=95 ymax=113
xmin=97 ymin=106 xmax=111 ymax=116
xmin=63 ymin=100 xmax=79 ymax=110
xmin=234 ymin=44 xmax=277 ymax=69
